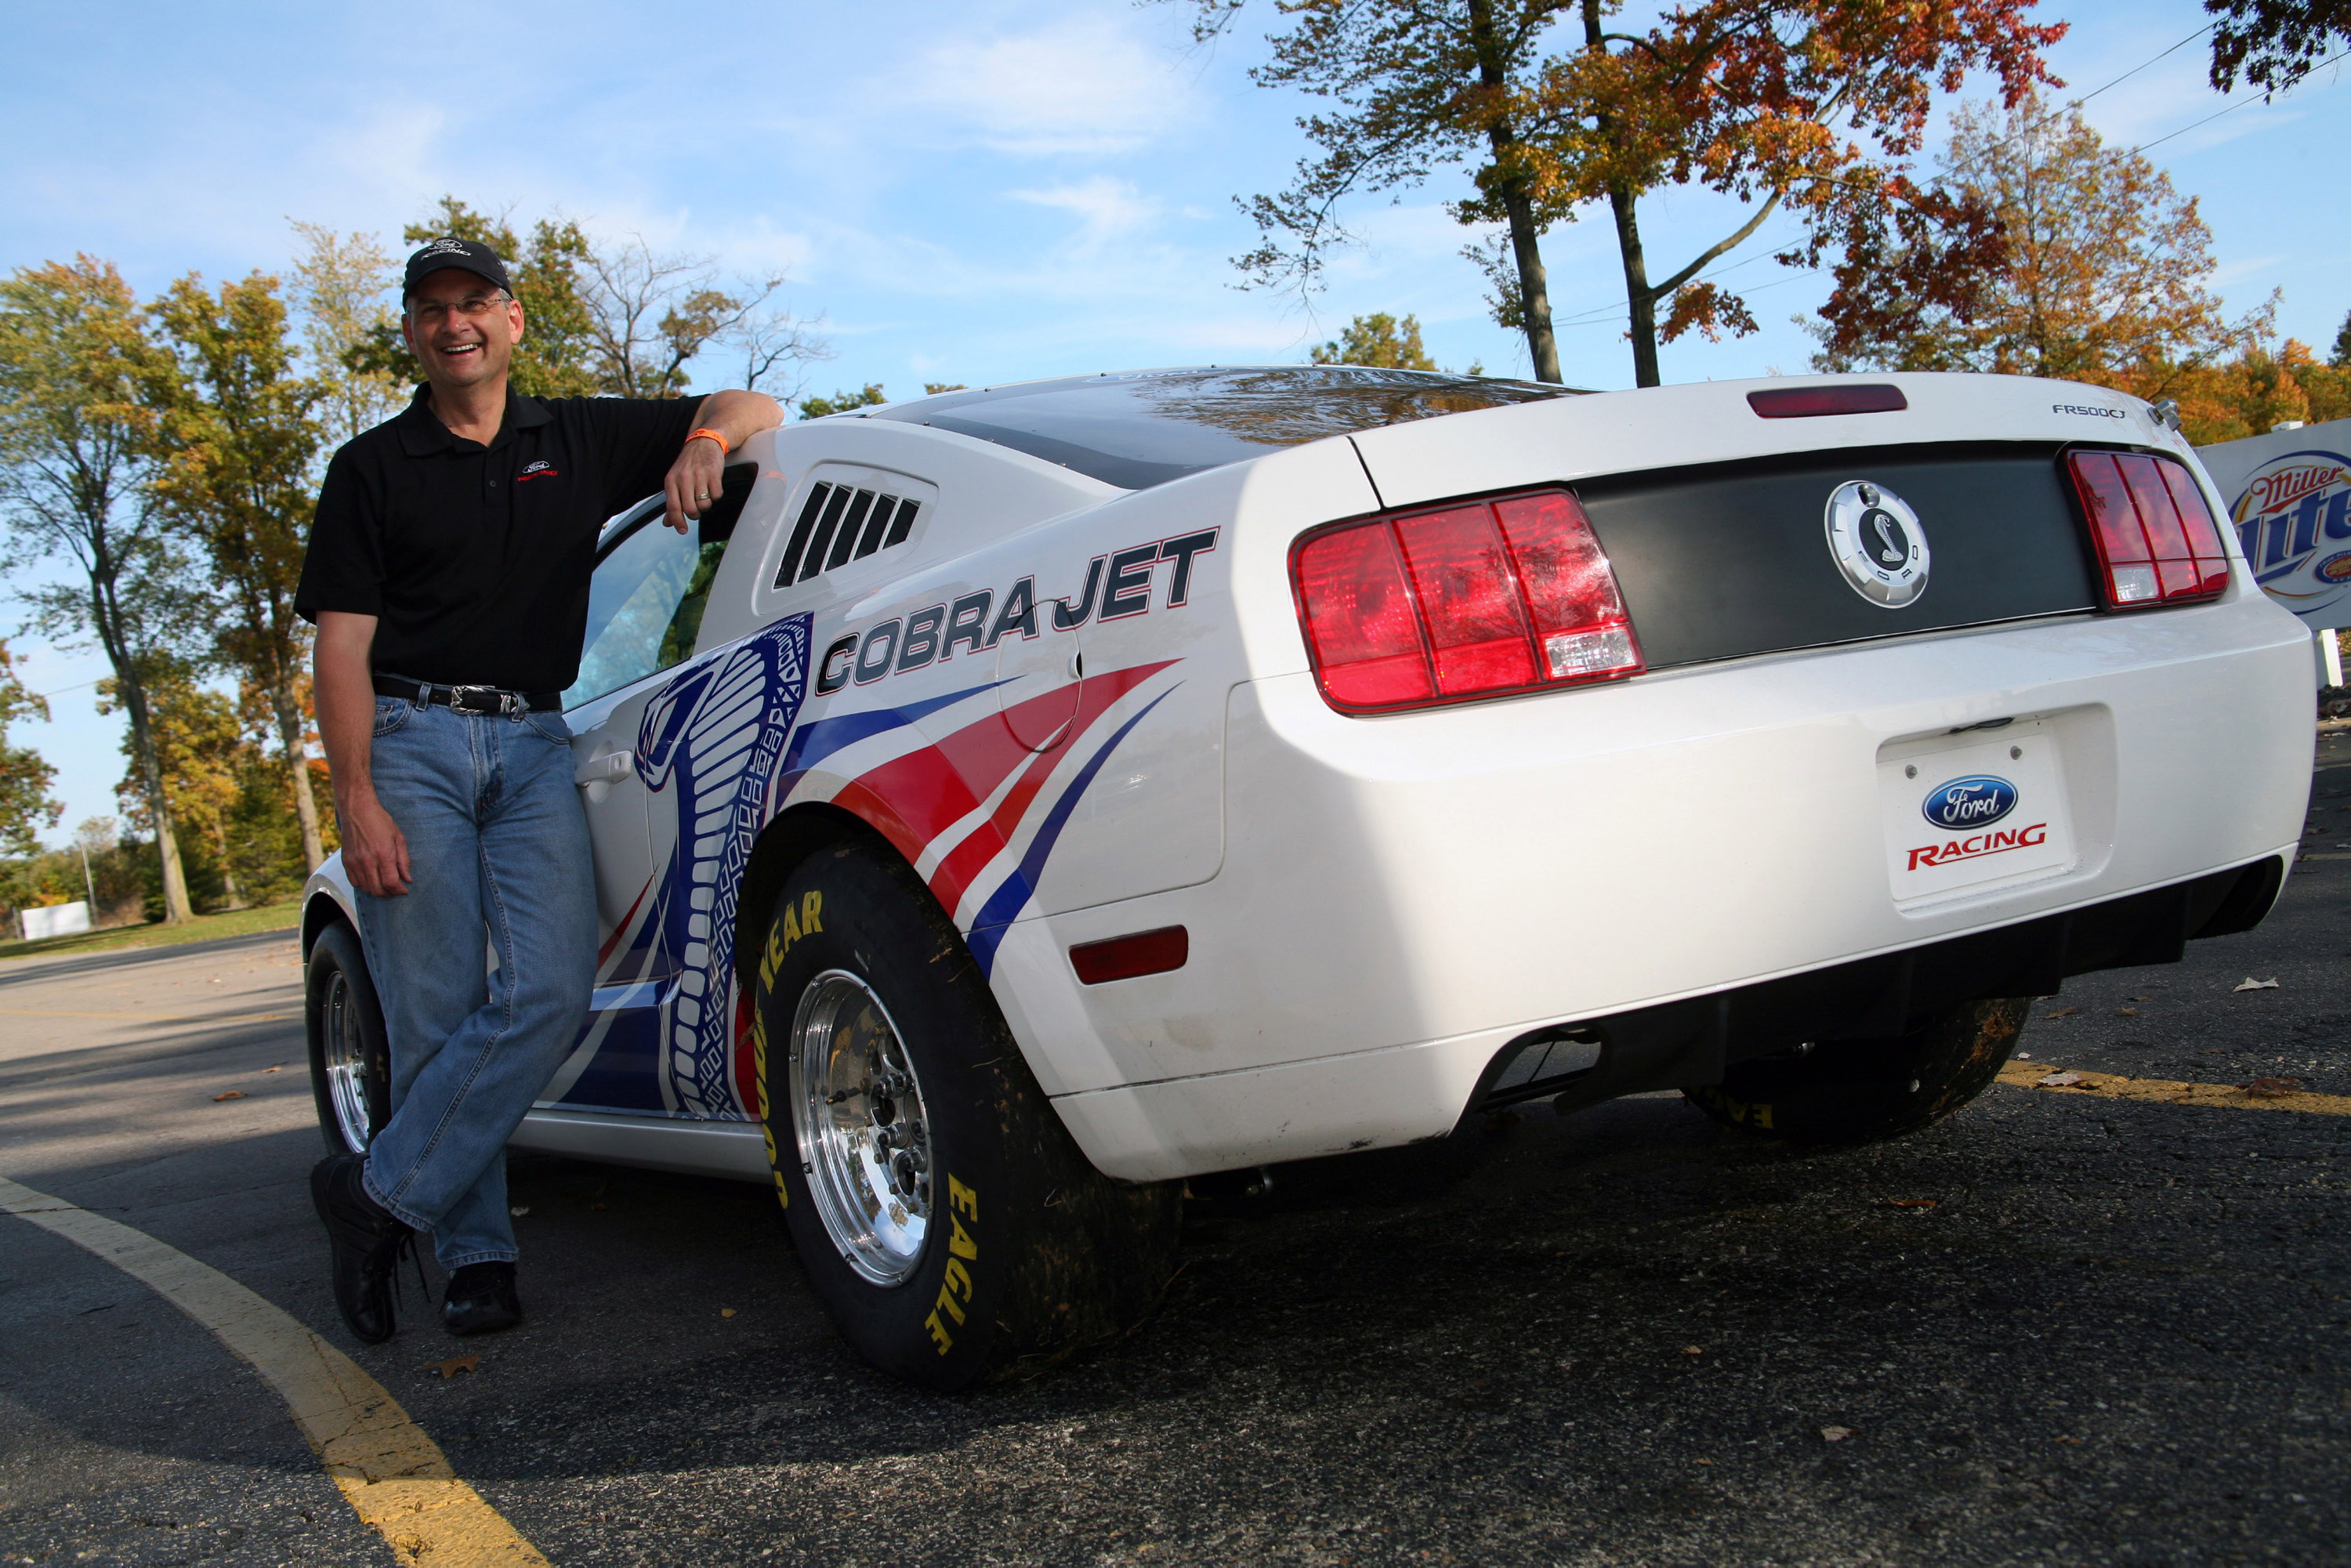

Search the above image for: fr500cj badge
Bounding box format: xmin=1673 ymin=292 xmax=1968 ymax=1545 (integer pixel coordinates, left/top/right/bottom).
xmin=1826 ymin=479 xmax=1930 ymax=607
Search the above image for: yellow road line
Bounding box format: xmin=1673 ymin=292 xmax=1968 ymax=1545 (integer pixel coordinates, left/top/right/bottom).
xmin=1998 ymin=1061 xmax=2351 ymax=1116
xmin=0 ymin=1173 xmax=547 ymax=1567
xmin=0 ymin=1005 xmax=288 ymax=1023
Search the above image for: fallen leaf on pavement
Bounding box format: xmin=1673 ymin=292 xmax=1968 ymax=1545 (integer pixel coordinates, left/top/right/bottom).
xmin=212 ymin=1091 xmax=245 ymax=1102
xmin=2053 ymin=1435 xmax=2081 ymax=1446
xmin=2116 ymin=1008 xmax=2139 ymax=1017
xmin=2038 ymin=1071 xmax=2087 ymax=1088
xmin=2043 ymin=1007 xmax=2079 ymax=1018
xmin=721 ymin=1308 xmax=737 ymax=1318
xmin=1821 ymin=1426 xmax=1855 ymax=1443
xmin=430 ymin=1356 xmax=478 ymax=1379
xmin=1694 ymin=1458 xmax=1713 ymax=1465
xmin=2241 ymin=1077 xmax=2302 ymax=1098
xmin=1681 ymin=1345 xmax=1704 ymax=1357
xmin=1889 ymin=1198 xmax=1939 ymax=1208
xmin=509 ymin=1206 xmax=530 ymax=1218
xmin=2233 ymin=977 xmax=2280 ymax=992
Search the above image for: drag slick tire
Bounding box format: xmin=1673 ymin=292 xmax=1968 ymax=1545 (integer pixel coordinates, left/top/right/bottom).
xmin=1683 ymin=997 xmax=2028 ymax=1146
xmin=305 ymin=921 xmax=390 ymax=1156
xmin=752 ymin=839 xmax=1182 ymax=1390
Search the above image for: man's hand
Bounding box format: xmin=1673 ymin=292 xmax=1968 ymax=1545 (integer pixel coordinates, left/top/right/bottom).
xmin=340 ymin=788 xmax=413 ymax=898
xmin=661 ymin=389 xmax=788 ymax=533
xmin=313 ymin=610 xmax=411 ymax=898
xmin=663 ymin=434 xmax=728 ymax=534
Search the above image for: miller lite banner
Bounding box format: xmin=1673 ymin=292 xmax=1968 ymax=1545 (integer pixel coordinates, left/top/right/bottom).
xmin=2194 ymin=416 xmax=2351 ymax=630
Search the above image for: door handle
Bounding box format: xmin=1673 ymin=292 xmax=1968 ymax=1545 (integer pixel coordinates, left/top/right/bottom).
xmin=573 ymin=750 xmax=633 ymax=785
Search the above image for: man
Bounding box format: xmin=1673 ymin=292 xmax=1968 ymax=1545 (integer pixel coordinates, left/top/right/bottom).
xmin=295 ymin=237 xmax=784 ymax=1342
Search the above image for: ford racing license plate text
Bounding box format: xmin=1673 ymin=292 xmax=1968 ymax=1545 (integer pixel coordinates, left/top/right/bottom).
xmin=1878 ymin=725 xmax=2076 ymax=903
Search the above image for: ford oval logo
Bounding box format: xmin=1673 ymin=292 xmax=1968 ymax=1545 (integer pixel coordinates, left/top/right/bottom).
xmin=1922 ymin=775 xmax=2018 ymax=831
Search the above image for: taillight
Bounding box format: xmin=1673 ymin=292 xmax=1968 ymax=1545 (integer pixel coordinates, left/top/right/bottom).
xmin=1747 ymin=384 xmax=1908 ymax=418
xmin=1291 ymin=488 xmax=1642 ymax=712
xmin=2064 ymin=451 xmax=2231 ymax=608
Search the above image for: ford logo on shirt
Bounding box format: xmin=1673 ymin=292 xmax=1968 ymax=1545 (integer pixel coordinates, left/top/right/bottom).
xmin=1922 ymin=775 xmax=2018 ymax=830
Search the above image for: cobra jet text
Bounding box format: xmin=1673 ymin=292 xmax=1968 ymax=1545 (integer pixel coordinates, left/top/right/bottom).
xmin=1907 ymin=823 xmax=2049 ymax=871
xmin=818 ymin=529 xmax=1219 ymax=694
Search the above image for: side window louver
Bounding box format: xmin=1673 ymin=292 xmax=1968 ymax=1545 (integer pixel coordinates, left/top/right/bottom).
xmin=772 ymin=482 xmax=923 ymax=588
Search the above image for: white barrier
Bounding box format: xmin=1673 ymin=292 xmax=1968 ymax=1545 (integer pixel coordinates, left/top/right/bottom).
xmin=21 ymin=901 xmax=92 ymax=941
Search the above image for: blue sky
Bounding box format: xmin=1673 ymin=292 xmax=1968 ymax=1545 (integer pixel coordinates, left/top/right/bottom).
xmin=4 ymin=0 xmax=2346 ymax=843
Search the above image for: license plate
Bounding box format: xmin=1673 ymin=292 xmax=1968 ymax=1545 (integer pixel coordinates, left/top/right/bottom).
xmin=1878 ymin=726 xmax=2075 ymax=903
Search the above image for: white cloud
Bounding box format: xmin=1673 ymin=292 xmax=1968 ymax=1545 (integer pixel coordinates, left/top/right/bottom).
xmin=889 ymin=14 xmax=1201 ymax=157
xmin=1009 ymin=177 xmax=1160 ymax=245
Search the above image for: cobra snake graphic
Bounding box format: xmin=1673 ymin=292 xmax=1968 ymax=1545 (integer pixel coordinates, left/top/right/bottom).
xmin=633 ymin=616 xmax=813 ymax=1117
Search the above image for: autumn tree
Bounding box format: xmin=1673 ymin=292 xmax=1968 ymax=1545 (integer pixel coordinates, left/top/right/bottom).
xmin=2207 ymin=0 xmax=2351 ymax=91
xmin=147 ymin=270 xmax=329 ymax=871
xmin=287 ymin=220 xmax=403 ymax=442
xmin=0 ymin=257 xmax=205 ymax=923
xmin=2333 ymin=308 xmax=2351 ymax=368
xmin=581 ymin=233 xmax=827 ymax=399
xmin=1180 ymin=0 xmax=2059 ymax=387
xmin=1311 ymin=312 xmax=1439 ymax=369
xmin=104 ymin=667 xmax=246 ymax=910
xmin=0 ymin=639 xmax=61 ymax=858
xmin=796 ymin=383 xmax=889 ymax=419
xmin=1809 ymin=95 xmax=2270 ymax=397
xmin=341 ymin=200 xmax=831 ymax=402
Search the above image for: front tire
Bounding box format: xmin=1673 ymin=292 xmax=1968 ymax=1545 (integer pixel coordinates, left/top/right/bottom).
xmin=306 ymin=921 xmax=390 ymax=1155
xmin=752 ymin=840 xmax=1182 ymax=1389
xmin=1684 ymin=998 xmax=2027 ymax=1145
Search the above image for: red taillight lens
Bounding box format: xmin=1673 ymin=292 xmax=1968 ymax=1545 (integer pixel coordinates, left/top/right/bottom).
xmin=1292 ymin=488 xmax=1641 ymax=712
xmin=2064 ymin=450 xmax=2231 ymax=609
xmin=1394 ymin=505 xmax=1538 ymax=694
xmin=1070 ymin=925 xmax=1188 ymax=984
xmin=1293 ymin=518 xmax=1433 ymax=707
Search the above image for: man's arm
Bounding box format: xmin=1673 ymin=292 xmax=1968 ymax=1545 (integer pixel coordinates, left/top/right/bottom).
xmin=661 ymin=389 xmax=788 ymax=532
xmin=314 ymin=611 xmax=411 ymax=898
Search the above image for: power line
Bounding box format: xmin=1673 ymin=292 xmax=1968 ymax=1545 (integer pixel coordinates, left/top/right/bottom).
xmin=2128 ymin=48 xmax=2349 ymax=154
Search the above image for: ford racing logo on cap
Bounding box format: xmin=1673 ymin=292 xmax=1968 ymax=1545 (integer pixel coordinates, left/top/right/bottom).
xmin=1824 ymin=480 xmax=1929 ymax=608
xmin=1922 ymin=775 xmax=2017 ymax=831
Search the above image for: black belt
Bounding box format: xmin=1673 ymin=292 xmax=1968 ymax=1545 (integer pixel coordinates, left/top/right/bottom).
xmin=374 ymin=675 xmax=563 ymax=715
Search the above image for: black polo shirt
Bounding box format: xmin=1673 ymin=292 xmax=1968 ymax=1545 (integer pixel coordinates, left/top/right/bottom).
xmin=295 ymin=384 xmax=705 ymax=693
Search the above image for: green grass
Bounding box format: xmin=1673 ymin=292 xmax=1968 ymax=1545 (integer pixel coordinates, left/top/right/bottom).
xmin=0 ymin=901 xmax=304 ymax=962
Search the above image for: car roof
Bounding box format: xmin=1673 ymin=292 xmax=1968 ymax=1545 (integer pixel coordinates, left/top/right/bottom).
xmin=858 ymin=365 xmax=1579 ymax=491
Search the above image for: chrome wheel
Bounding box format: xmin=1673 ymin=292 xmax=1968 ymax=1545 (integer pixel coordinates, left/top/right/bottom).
xmin=319 ymin=967 xmax=374 ymax=1152
xmin=788 ymin=969 xmax=933 ymax=1285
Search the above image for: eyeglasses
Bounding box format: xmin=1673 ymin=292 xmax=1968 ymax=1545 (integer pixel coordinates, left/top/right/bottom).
xmin=408 ymin=292 xmax=511 ymax=325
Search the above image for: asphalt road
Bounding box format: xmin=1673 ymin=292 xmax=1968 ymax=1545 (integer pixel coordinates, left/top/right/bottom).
xmin=3 ymin=741 xmax=2348 ymax=1568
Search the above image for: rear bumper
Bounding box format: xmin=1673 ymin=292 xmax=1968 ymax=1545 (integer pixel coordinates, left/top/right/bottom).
xmin=1049 ymin=853 xmax=2290 ymax=1181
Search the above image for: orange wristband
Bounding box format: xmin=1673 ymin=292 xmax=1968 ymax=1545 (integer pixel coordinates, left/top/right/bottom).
xmin=686 ymin=427 xmax=730 ymax=455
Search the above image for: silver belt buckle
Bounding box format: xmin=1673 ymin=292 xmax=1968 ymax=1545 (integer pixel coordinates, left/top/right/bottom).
xmin=451 ymin=684 xmax=515 ymax=715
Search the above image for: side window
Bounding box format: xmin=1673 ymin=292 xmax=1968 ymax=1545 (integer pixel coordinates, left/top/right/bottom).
xmin=564 ymin=465 xmax=755 ymax=709
xmin=565 ymin=516 xmax=727 ymax=708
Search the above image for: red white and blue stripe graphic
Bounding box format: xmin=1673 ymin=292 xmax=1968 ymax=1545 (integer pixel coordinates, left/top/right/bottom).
xmin=554 ymin=614 xmax=1179 ymax=1119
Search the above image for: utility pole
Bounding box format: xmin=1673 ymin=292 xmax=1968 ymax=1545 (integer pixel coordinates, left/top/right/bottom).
xmin=78 ymin=838 xmax=97 ymax=914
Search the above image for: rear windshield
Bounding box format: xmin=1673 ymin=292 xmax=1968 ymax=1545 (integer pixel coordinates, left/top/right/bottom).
xmin=867 ymin=366 xmax=1576 ymax=490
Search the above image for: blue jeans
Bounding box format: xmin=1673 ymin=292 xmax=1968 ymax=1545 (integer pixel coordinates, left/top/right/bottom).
xmin=353 ymin=693 xmax=596 ymax=1269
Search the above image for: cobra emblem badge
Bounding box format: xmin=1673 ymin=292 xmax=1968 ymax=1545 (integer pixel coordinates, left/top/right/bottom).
xmin=1824 ymin=480 xmax=1929 ymax=608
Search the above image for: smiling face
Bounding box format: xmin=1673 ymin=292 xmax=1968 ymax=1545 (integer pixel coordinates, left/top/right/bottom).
xmin=400 ymin=266 xmax=526 ymax=396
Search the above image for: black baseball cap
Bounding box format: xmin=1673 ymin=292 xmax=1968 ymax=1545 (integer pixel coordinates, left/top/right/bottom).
xmin=403 ymin=237 xmax=513 ymax=300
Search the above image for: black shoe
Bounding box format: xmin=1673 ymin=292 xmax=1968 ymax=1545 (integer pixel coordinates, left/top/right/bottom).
xmin=310 ymin=1153 xmax=411 ymax=1344
xmin=443 ymin=1261 xmax=523 ymax=1336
